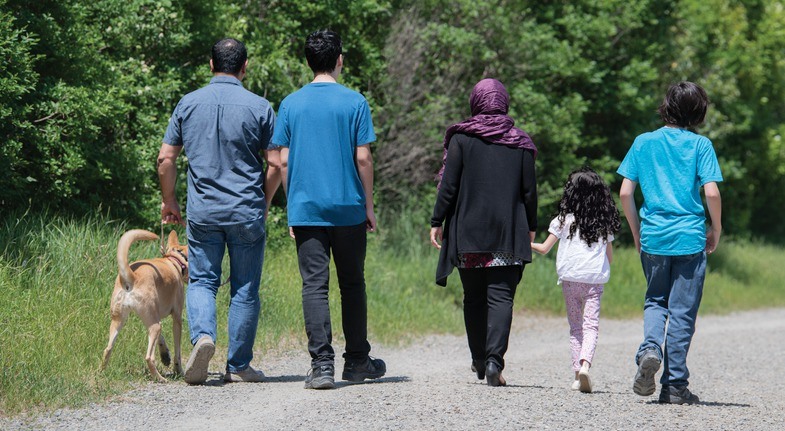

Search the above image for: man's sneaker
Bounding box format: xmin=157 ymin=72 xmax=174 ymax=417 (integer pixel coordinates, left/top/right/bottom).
xmin=224 ymin=366 xmax=265 ymax=383
xmin=659 ymin=385 xmax=700 ymax=405
xmin=342 ymin=357 xmax=386 ymax=382
xmin=304 ymin=365 xmax=335 ymax=389
xmin=633 ymin=349 xmax=661 ymax=396
xmin=184 ymin=335 xmax=215 ymax=385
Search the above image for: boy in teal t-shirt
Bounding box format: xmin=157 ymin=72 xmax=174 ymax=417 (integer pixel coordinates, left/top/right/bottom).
xmin=618 ymin=81 xmax=723 ymax=405
xmin=270 ymin=29 xmax=385 ymax=390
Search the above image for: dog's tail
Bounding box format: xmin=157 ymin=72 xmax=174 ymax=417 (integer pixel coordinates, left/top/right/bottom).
xmin=117 ymin=229 xmax=159 ymax=291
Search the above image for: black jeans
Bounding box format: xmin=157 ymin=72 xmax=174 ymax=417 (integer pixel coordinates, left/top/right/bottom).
xmin=294 ymin=223 xmax=371 ymax=367
xmin=458 ymin=265 xmax=523 ymax=370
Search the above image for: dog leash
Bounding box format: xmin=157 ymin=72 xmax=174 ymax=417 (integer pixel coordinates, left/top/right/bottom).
xmin=159 ymin=223 xmax=167 ymax=256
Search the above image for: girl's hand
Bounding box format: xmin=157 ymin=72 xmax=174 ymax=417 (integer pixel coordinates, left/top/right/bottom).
xmin=430 ymin=226 xmax=443 ymax=249
xmin=531 ymin=242 xmax=543 ymax=254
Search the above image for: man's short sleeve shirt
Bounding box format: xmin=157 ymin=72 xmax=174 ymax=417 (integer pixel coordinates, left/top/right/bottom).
xmin=163 ymin=76 xmax=275 ymax=225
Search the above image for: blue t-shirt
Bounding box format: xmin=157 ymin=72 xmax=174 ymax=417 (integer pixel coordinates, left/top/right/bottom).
xmin=617 ymin=127 xmax=723 ymax=255
xmin=272 ymin=82 xmax=376 ymax=226
xmin=163 ymin=76 xmax=275 ymax=225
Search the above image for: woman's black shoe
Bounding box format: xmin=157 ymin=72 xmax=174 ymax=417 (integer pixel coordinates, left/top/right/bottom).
xmin=485 ymin=361 xmax=506 ymax=387
xmin=471 ymin=360 xmax=485 ymax=380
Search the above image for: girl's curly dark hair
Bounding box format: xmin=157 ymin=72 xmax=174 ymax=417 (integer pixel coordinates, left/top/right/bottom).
xmin=557 ymin=167 xmax=621 ymax=246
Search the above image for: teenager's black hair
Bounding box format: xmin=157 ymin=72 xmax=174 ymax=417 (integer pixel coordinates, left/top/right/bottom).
xmin=557 ymin=167 xmax=621 ymax=246
xmin=305 ymin=29 xmax=342 ymax=74
xmin=211 ymin=38 xmax=247 ymax=75
xmin=658 ymin=81 xmax=709 ymax=128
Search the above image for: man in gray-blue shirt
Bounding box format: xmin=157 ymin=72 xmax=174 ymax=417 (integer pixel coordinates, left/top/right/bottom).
xmin=157 ymin=38 xmax=278 ymax=385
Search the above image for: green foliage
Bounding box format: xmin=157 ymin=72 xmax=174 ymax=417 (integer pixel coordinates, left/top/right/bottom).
xmin=2 ymin=0 xmax=784 ymax=241
xmin=0 ymin=0 xmax=230 ymax=224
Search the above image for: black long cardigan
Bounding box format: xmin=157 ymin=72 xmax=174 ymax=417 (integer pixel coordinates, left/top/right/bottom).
xmin=430 ymin=133 xmax=538 ymax=286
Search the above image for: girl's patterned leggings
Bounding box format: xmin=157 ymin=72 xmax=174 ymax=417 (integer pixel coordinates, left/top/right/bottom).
xmin=561 ymin=281 xmax=604 ymax=371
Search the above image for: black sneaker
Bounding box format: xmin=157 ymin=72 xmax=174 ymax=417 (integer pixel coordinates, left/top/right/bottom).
xmin=342 ymin=357 xmax=386 ymax=382
xmin=659 ymin=385 xmax=700 ymax=405
xmin=633 ymin=348 xmax=661 ymax=396
xmin=304 ymin=365 xmax=335 ymax=390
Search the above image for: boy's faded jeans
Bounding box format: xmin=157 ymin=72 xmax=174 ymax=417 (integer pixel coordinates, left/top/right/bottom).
xmin=636 ymin=250 xmax=707 ymax=388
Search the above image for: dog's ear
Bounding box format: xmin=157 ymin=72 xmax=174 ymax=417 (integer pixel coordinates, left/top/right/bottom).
xmin=167 ymin=230 xmax=180 ymax=248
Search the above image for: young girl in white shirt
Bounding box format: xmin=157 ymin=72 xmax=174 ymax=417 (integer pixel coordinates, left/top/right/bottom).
xmin=531 ymin=167 xmax=621 ymax=393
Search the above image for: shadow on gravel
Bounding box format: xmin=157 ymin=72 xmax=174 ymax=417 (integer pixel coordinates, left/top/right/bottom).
xmin=264 ymin=375 xmax=306 ymax=383
xmin=199 ymin=373 xmax=226 ymax=386
xmin=644 ymin=400 xmax=751 ymax=407
xmin=183 ymin=374 xmax=411 ymax=387
xmin=697 ymin=401 xmax=752 ymax=408
xmin=334 ymin=376 xmax=411 ymax=388
xmin=473 ymin=384 xmax=548 ymax=389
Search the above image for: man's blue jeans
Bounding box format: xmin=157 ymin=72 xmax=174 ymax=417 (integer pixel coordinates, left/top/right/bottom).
xmin=186 ymin=219 xmax=265 ymax=373
xmin=636 ymin=250 xmax=706 ymax=388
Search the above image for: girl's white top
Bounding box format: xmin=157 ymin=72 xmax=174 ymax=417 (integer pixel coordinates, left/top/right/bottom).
xmin=549 ymin=214 xmax=613 ymax=285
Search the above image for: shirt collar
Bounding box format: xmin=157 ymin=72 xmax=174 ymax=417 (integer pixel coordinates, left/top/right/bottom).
xmin=209 ymin=75 xmax=243 ymax=86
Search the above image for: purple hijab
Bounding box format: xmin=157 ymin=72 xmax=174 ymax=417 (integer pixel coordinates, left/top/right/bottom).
xmin=437 ymin=78 xmax=537 ymax=186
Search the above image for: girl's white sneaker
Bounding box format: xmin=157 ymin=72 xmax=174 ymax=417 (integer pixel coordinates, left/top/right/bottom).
xmin=578 ymin=362 xmax=592 ymax=393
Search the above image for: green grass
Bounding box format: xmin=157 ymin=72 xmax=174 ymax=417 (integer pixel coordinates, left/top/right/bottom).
xmin=520 ymin=240 xmax=785 ymax=318
xmin=1 ymin=210 xmax=784 ymax=416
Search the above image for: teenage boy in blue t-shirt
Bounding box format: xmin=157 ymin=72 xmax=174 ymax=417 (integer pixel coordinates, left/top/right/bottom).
xmin=270 ymin=29 xmax=385 ymax=390
xmin=618 ymin=81 xmax=723 ymax=405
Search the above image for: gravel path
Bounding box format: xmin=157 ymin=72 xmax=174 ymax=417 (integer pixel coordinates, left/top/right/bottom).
xmin=4 ymin=308 xmax=784 ymax=430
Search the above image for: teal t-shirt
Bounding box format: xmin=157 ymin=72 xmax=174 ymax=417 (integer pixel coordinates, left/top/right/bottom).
xmin=272 ymin=82 xmax=376 ymax=226
xmin=617 ymin=127 xmax=723 ymax=255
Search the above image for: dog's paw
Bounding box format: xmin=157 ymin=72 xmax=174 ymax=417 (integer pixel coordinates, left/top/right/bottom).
xmin=160 ymin=351 xmax=171 ymax=367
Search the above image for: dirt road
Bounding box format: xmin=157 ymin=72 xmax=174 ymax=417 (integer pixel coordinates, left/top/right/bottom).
xmin=4 ymin=308 xmax=784 ymax=430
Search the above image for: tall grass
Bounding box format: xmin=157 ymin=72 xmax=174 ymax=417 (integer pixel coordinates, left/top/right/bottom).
xmin=1 ymin=209 xmax=783 ymax=416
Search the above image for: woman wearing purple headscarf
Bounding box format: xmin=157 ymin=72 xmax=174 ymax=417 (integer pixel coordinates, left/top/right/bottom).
xmin=430 ymin=78 xmax=538 ymax=386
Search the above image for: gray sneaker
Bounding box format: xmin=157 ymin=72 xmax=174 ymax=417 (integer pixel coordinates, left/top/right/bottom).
xmin=304 ymin=365 xmax=335 ymax=389
xmin=659 ymin=385 xmax=700 ymax=405
xmin=633 ymin=349 xmax=661 ymax=396
xmin=184 ymin=335 xmax=215 ymax=385
xmin=224 ymin=366 xmax=265 ymax=383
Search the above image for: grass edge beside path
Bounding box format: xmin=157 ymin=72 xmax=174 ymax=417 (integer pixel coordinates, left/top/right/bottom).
xmin=1 ymin=212 xmax=783 ymax=417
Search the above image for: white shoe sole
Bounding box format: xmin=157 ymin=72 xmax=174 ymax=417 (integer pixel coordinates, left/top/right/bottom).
xmin=184 ymin=337 xmax=215 ymax=385
xmin=578 ymin=369 xmax=592 ymax=393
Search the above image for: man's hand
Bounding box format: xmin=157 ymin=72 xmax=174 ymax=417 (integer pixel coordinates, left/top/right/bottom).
xmin=366 ymin=208 xmax=377 ymax=233
xmin=157 ymin=143 xmax=183 ymax=225
xmin=161 ymin=200 xmax=184 ymax=226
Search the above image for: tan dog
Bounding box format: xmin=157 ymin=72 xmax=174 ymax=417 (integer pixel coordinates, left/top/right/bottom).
xmin=100 ymin=229 xmax=188 ymax=382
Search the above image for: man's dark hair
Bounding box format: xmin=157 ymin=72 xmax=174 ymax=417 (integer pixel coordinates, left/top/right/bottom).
xmin=211 ymin=38 xmax=247 ymax=75
xmin=305 ymin=30 xmax=342 ymax=74
xmin=658 ymin=81 xmax=709 ymax=128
